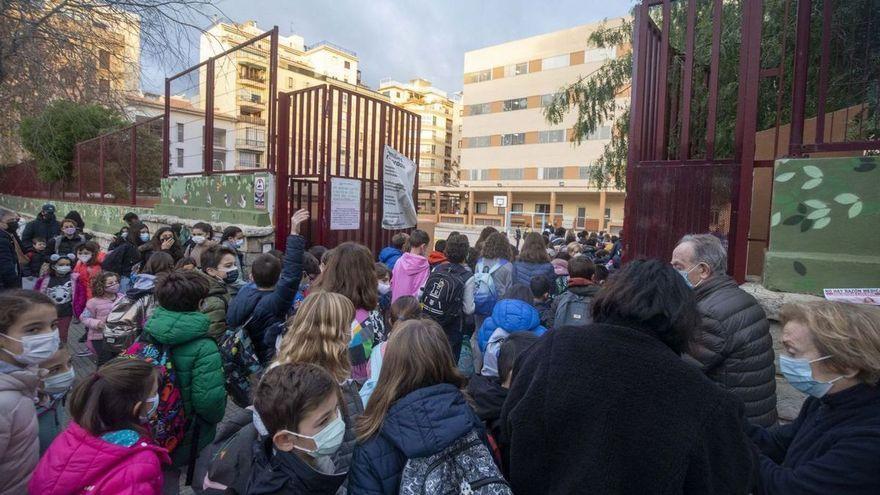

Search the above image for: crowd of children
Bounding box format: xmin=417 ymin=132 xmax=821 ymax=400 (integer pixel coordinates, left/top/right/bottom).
xmin=5 ymin=201 xmax=878 ymax=494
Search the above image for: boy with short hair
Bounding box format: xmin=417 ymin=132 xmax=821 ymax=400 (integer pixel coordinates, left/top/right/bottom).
xmin=24 ymin=236 xmax=49 ymax=278
xmin=199 ymin=245 xmax=238 ymax=341
xmin=420 ymin=233 xmax=474 ymax=359
xmin=378 ymin=232 xmax=407 ymax=269
xmin=391 ymin=229 xmax=430 ymax=303
xmin=427 ymin=239 xmax=448 ymax=268
xmin=551 ymin=256 xmax=599 ymax=328
xmin=530 ymin=275 xmax=555 ymax=329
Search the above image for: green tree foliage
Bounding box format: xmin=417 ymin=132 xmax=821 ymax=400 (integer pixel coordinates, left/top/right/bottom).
xmin=547 ymin=0 xmax=879 ymax=190
xmin=19 ymin=100 xmax=125 ymax=183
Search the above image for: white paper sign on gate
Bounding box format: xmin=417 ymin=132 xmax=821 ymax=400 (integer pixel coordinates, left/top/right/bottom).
xmin=330 ymin=177 xmax=362 ymax=231
xmin=382 ymin=145 xmax=418 ymax=230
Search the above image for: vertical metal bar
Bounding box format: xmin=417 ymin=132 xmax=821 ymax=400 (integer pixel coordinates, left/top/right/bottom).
xmin=731 ymin=0 xmax=763 ymax=283
xmin=163 ymin=78 xmax=171 ymax=177
xmin=624 ymin=3 xmax=649 ymax=261
xmin=305 ymin=90 xmax=313 ymax=175
xmin=705 ymin=0 xmax=723 ymax=159
xmin=76 ymin=145 xmax=83 ymax=201
xmin=322 ymin=85 xmax=333 ymax=246
xmin=413 ymin=113 xmax=421 ymax=221
xmin=814 ymin=0 xmax=833 ymax=145
xmin=789 ymin=0 xmax=813 ymax=156
xmin=369 ymin=99 xmax=378 ymax=249
xmin=204 ymin=59 xmax=215 ymax=174
xmin=654 ymin=0 xmax=672 ymax=159
xmin=276 ymin=93 xmax=291 ymax=249
xmin=345 ymin=90 xmax=353 ymax=178
xmin=268 ymin=26 xmax=279 ymax=172
xmin=772 ymin=0 xmax=792 ymax=159
xmin=336 ymin=88 xmax=344 ymax=177
xmin=678 ymin=0 xmax=697 ymax=161
xmin=130 ymin=127 xmax=137 ymax=206
xmin=378 ymin=103 xmax=387 ymax=244
xmin=99 ymin=136 xmax=105 ymax=203
xmin=353 ymin=94 xmax=361 ymax=179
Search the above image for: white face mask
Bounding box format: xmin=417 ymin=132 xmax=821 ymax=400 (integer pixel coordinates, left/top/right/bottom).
xmin=42 ymin=368 xmax=75 ymax=394
xmin=54 ymin=265 xmax=72 ymax=275
xmin=77 ymin=253 xmax=92 ymax=263
xmin=191 ymin=235 xmax=206 ymax=245
xmin=233 ymin=238 xmax=245 ymax=249
xmin=140 ymin=393 xmax=160 ymax=422
xmin=1 ymin=329 xmax=61 ymax=365
xmin=282 ymin=409 xmax=346 ymax=458
xmin=378 ymin=282 xmax=391 ymax=295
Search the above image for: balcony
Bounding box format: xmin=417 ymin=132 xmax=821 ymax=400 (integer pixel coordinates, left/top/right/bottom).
xmin=239 ymin=71 xmax=266 ymax=88
xmin=236 ymin=137 xmax=266 ymax=149
xmin=237 ymin=49 xmax=268 ymax=69
xmin=237 ymin=91 xmax=265 ymax=112
xmin=237 ymin=114 xmax=266 ymax=126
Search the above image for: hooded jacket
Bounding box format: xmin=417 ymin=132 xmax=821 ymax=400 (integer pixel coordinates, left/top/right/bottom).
xmin=501 ymin=322 xmax=756 ymax=494
xmin=192 ymin=408 xmax=260 ymax=495
xmin=686 ymin=275 xmax=778 ymax=427
xmin=143 ymin=308 xmax=226 ymax=467
xmin=477 ymin=299 xmax=547 ymax=353
xmin=0 ymin=365 xmax=40 ymax=494
xmin=378 ymin=247 xmax=403 ymax=270
xmin=28 ymin=422 xmax=170 ymax=495
xmin=390 ymin=252 xmax=430 ymax=303
xmin=746 ymin=383 xmax=880 ymax=494
xmin=82 ymin=293 xmax=125 ymax=341
xmin=200 ymin=272 xmax=233 ymax=341
xmin=427 ymin=250 xmax=448 ymax=267
xmin=0 ymin=229 xmax=22 ymax=289
xmin=246 ymin=438 xmax=348 ymax=495
xmin=227 ymin=235 xmax=304 ymax=364
xmin=512 ymin=260 xmax=556 ymax=288
xmin=348 ymin=383 xmax=486 ymax=494
xmin=21 ymin=215 xmax=61 ymax=251
xmin=466 ymin=374 xmax=507 ymax=443
xmin=50 ymin=232 xmax=87 ymax=258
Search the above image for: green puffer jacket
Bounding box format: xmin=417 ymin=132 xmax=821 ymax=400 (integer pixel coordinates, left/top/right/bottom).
xmin=144 ymin=307 xmax=227 ymax=467
xmin=199 ymin=272 xmax=233 ymax=341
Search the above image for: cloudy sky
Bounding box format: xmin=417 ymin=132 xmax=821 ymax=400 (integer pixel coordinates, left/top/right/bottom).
xmin=142 ymin=0 xmax=634 ymax=95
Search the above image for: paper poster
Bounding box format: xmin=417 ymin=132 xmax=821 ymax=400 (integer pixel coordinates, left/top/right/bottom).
xmin=330 ymin=177 xmax=361 ymax=230
xmin=254 ymin=177 xmax=266 ymax=209
xmin=382 ymin=145 xmax=418 ymax=230
xmin=823 ymin=288 xmax=880 ymax=305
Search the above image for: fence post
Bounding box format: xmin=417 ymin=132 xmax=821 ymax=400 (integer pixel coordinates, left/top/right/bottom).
xmin=76 ymin=144 xmax=83 ymax=200
xmin=204 ymin=59 xmax=215 ymax=175
xmin=99 ymin=136 xmax=105 ymax=203
xmin=130 ymin=126 xmax=138 ymax=206
xmin=163 ymin=78 xmax=171 ymax=177
xmin=268 ymin=26 xmax=279 ymax=173
xmin=788 ymin=0 xmax=812 ymax=156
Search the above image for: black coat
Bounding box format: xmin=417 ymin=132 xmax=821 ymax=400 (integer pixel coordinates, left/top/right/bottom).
xmin=0 ymin=230 xmax=22 ymax=289
xmin=687 ymin=275 xmax=778 ymax=426
xmin=502 ymin=321 xmax=757 ymax=494
xmin=50 ymin=233 xmax=86 ymax=257
xmin=21 ymin=216 xmax=60 ymax=251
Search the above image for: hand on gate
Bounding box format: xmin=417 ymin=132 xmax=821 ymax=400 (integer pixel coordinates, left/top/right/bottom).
xmin=291 ymin=209 xmax=310 ymax=236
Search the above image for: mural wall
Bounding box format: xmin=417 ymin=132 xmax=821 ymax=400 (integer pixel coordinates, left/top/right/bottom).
xmin=764 ymin=156 xmax=879 ymax=295
xmin=0 ymin=195 xmax=150 ymax=236
xmin=155 ymin=173 xmax=274 ymax=227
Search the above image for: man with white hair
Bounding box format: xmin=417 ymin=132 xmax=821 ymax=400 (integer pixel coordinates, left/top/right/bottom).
xmin=671 ymin=233 xmax=778 ymax=426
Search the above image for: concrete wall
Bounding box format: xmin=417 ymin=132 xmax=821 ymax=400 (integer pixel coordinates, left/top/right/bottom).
xmin=764 ymin=156 xmax=879 ymax=295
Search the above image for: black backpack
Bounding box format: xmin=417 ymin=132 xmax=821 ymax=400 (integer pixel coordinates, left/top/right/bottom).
xmin=101 ymin=244 xmax=127 ymax=276
xmin=421 ymin=263 xmax=468 ymax=330
xmin=554 ymin=291 xmax=593 ymax=328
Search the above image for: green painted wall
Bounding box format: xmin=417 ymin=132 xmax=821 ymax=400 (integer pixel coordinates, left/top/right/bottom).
xmin=155 ymin=173 xmax=274 ymax=227
xmin=764 ymin=156 xmax=879 ymax=295
xmin=0 ymin=194 xmax=150 ymax=236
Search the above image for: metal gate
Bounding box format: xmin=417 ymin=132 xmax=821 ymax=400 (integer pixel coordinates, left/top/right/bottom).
xmin=275 ymin=84 xmax=421 ymax=253
xmin=625 ymin=0 xmax=764 ymax=282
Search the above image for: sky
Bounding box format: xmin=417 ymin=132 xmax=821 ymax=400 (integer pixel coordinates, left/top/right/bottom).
xmin=141 ymin=0 xmax=634 ymax=95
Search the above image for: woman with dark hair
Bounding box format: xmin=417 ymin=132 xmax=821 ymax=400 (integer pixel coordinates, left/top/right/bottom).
xmin=138 ymin=226 xmax=183 ymax=265
xmin=102 ymin=222 xmax=150 ymax=293
xmin=512 ymin=231 xmax=555 ymax=287
xmin=474 ymin=225 xmax=498 ymax=254
xmin=501 ymin=259 xmax=755 ymax=494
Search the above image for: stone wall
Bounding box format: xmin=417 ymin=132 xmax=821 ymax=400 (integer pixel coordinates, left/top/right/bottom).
xmin=764 ymin=156 xmax=879 ymax=295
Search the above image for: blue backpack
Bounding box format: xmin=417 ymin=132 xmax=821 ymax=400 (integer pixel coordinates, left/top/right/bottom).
xmin=474 ymin=259 xmax=507 ymax=316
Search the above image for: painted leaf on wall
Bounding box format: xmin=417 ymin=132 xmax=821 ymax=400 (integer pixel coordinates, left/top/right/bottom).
xmin=793 ymin=261 xmax=807 ymax=276
xmin=800 ymin=219 xmax=814 ymax=232
xmin=783 ymin=215 xmax=805 ymax=225
xmin=854 ymin=161 xmax=877 ymax=172
xmin=802 ymin=165 xmax=823 ymax=178
xmin=834 ymin=193 xmax=859 ymax=204
xmin=806 ymin=208 xmax=831 ymax=220
xmin=775 ymin=172 xmax=796 ymax=182
xmin=803 ymin=199 xmax=827 ymax=209
xmin=812 ymin=217 xmax=831 ymax=229
xmin=770 ymin=212 xmax=781 ymax=227
xmin=848 ymin=201 xmax=863 ymax=219
xmin=801 ymin=178 xmax=822 ymax=189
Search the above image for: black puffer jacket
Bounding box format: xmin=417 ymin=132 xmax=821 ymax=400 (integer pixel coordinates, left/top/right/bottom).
xmin=686 ymin=275 xmax=777 ymax=427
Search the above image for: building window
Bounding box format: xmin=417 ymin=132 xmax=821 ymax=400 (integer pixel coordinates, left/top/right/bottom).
xmin=535 ymin=203 xmax=550 ymax=214
xmin=587 ymin=125 xmax=612 ymax=140
xmin=176 ymin=123 xmax=184 ymax=142
xmin=467 ymin=136 xmax=491 ymax=148
xmin=98 ymin=78 xmax=110 ymax=94
xmin=239 ymin=150 xmax=261 ymax=168
xmin=555 ymin=204 xmax=564 ymax=214
xmin=382 ymin=91 xmax=391 ymax=97
xmin=501 ymin=133 xmax=525 ymax=146
xmin=579 ymin=166 xmax=593 ymax=179
xmin=396 ymin=91 xmax=401 ymax=98
xmin=99 ymin=50 xmax=111 ymax=70
xmin=464 ymin=69 xmax=492 ymax=84
xmin=475 ymin=202 xmax=488 ymax=214
xmin=542 ymin=54 xmax=569 ymax=70
xmin=500 ymin=169 xmax=523 ymax=180
xmin=213 ymin=128 xmax=226 ymax=148
xmin=288 ymin=77 xmax=294 ymax=89
xmin=604 ymin=208 xmax=612 ymax=219
xmin=344 ymin=60 xmax=351 ymax=69
xmin=213 ymin=151 xmax=226 ymax=171
xmin=502 ymin=98 xmax=527 ymax=112
xmin=466 ymin=103 xmax=491 ymax=115
xmin=176 ymin=148 xmax=184 ymax=169
xmin=540 ymin=167 xmax=564 ymax=180
xmin=503 ymin=62 xmax=528 ymax=77
xmin=584 ymin=46 xmax=617 ymax=63
xmin=539 ymin=129 xmax=565 ymax=143
xmin=541 ymin=93 xmax=562 ymax=107
xmin=420 ymin=159 xmax=436 ymax=169
xmin=511 ymin=203 xmax=524 ymax=214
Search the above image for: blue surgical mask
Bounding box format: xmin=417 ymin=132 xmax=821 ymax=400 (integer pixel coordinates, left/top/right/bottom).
xmin=283 ymin=409 xmax=346 ymax=458
xmin=779 ymin=355 xmax=844 ymax=398
xmin=139 ymin=233 xmax=150 ymax=242
xmin=233 ymin=239 xmax=245 ymax=249
xmin=677 ymin=263 xmax=703 ymax=289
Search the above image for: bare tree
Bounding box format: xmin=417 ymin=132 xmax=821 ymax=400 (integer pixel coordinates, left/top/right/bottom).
xmin=0 ymin=0 xmax=223 ymax=162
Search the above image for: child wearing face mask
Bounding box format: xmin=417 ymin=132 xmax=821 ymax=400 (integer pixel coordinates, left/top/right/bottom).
xmin=0 ymin=290 xmax=61 ymax=493
xmin=50 ymin=218 xmax=87 ymax=257
xmin=82 ymin=272 xmax=125 ymax=364
xmin=199 ymin=245 xmax=239 ymax=341
xmin=72 ymin=241 xmax=105 ymax=317
xmin=34 ymin=253 xmax=80 ymax=343
xmin=36 ymin=348 xmax=74 ymax=453
xmin=29 ymin=358 xmax=170 ymax=495
xmin=375 ymin=262 xmax=392 ymax=317
xmin=183 ymin=222 xmax=218 ymax=268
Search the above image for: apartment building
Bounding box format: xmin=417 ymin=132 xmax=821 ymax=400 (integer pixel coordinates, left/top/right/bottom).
xmin=198 ymin=20 xmax=389 ymax=170
xmin=456 ymin=20 xmax=628 ymax=233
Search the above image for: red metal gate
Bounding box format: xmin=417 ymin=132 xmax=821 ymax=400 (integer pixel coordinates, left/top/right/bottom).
xmin=625 ymin=0 xmax=764 ymax=282
xmin=275 ymin=84 xmax=421 ymax=254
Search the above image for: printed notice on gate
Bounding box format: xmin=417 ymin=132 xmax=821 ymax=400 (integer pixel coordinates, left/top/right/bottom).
xmin=330 ymin=177 xmax=361 ymax=230
xmin=823 ymin=288 xmax=880 ymax=306
xmin=382 ymin=145 xmax=418 ymax=230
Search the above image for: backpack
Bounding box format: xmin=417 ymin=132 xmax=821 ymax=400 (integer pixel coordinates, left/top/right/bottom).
xmin=122 ymin=338 xmax=188 ymax=453
xmin=421 ymin=264 xmax=467 ymax=329
xmin=554 ymin=291 xmax=593 ymax=329
xmin=103 ymin=294 xmax=153 ymax=354
xmin=473 ymin=260 xmax=506 ymax=316
xmin=101 ymin=244 xmax=126 ymax=276
xmin=218 ymin=316 xmax=264 ymax=408
xmin=399 ymin=429 xmax=512 ymax=495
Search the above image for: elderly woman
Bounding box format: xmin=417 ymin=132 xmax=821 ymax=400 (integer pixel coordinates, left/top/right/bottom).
xmin=502 ymin=259 xmax=755 ymax=494
xmin=747 ymin=301 xmax=880 ymax=494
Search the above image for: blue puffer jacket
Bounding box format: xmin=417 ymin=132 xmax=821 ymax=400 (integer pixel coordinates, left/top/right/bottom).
xmin=477 ymin=299 xmax=547 ymax=353
xmin=226 ymin=235 xmax=304 ymax=363
xmin=348 ymin=383 xmax=486 ymax=495
xmin=512 ymin=261 xmax=555 ymax=288
xmin=378 ymin=247 xmax=403 ymax=270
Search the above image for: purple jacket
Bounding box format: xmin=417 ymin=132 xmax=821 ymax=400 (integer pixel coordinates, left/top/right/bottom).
xmin=391 ymin=252 xmax=430 ymax=303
